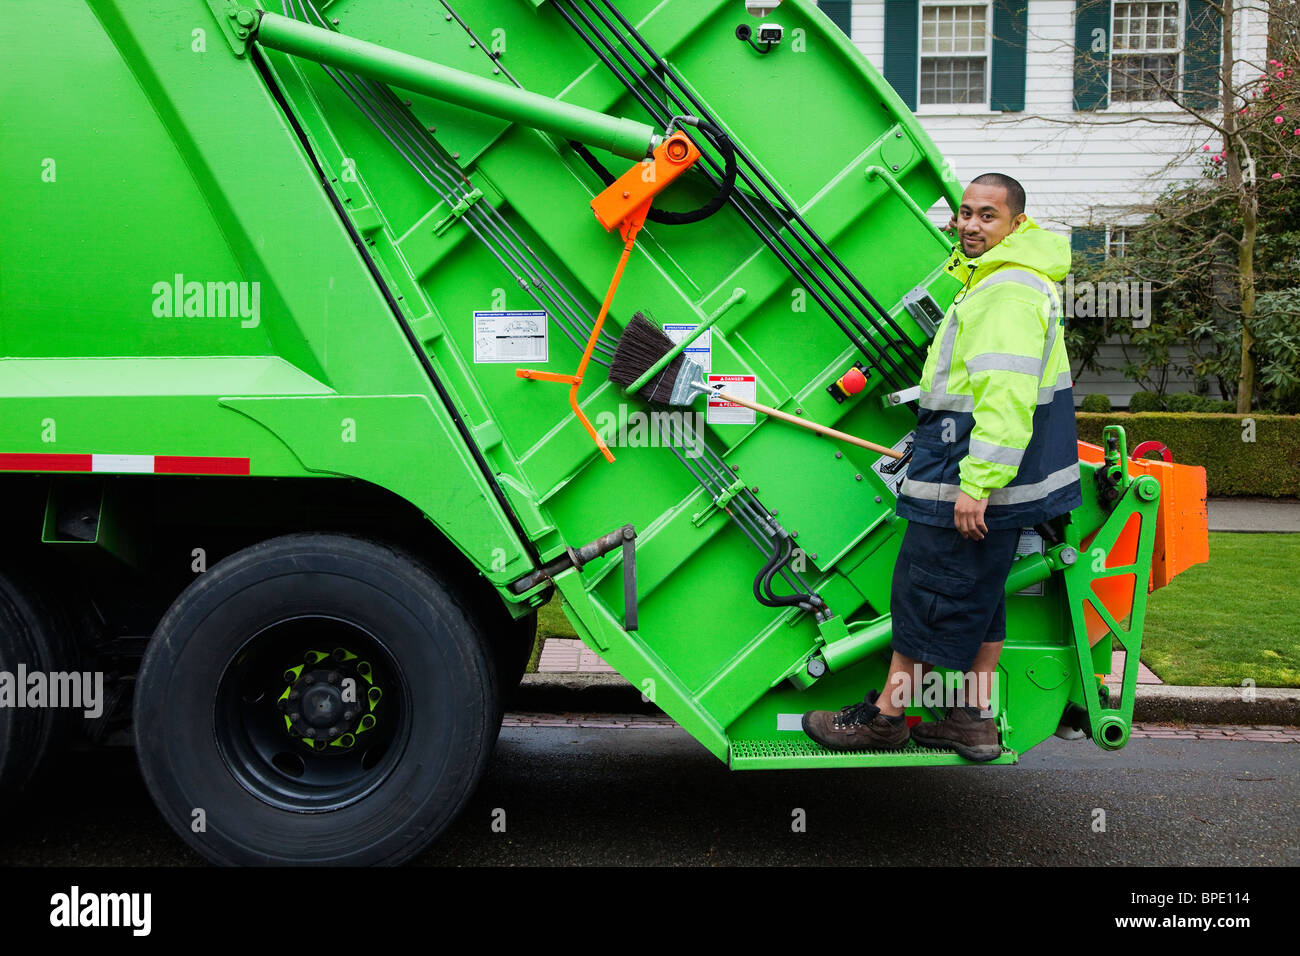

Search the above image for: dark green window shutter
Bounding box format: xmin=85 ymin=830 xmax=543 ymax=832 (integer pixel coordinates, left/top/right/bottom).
xmin=1183 ymin=0 xmax=1222 ymax=110
xmin=1071 ymin=228 xmax=1106 ymax=265
xmin=990 ymin=0 xmax=1027 ymax=111
xmin=819 ymin=1 xmax=852 ymax=37
xmin=1073 ymin=0 xmax=1111 ymax=110
xmin=884 ymin=0 xmax=919 ymax=111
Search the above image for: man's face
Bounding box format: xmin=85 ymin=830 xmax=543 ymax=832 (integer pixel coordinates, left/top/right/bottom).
xmin=955 ymin=184 xmax=1026 ymax=258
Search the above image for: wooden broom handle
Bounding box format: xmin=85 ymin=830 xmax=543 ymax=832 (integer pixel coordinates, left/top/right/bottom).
xmin=712 ymin=389 xmax=903 ymax=459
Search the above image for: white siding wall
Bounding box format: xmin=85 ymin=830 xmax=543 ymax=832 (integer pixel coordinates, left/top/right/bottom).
xmin=840 ymin=0 xmax=1271 ymax=231
xmin=849 ymin=0 xmax=886 ymax=67
xmin=1072 ymin=337 xmax=1225 ymax=407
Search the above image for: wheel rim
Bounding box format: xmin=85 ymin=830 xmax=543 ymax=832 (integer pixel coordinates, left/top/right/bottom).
xmin=214 ymin=615 xmax=410 ymax=812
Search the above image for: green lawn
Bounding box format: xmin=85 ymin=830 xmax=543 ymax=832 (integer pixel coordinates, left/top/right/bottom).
xmin=526 ymin=533 xmax=1300 ymax=687
xmin=1140 ymin=532 xmax=1300 ymax=687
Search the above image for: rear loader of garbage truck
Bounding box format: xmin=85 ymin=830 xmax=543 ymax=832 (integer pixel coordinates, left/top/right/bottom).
xmin=1 ymin=0 xmax=1208 ymax=865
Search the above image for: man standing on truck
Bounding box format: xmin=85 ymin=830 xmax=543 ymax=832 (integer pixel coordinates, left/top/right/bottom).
xmin=802 ymin=173 xmax=1080 ymax=760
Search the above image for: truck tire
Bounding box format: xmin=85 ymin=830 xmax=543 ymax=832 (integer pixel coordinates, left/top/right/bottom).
xmin=133 ymin=534 xmax=499 ymax=866
xmin=0 ymin=567 xmax=78 ymax=805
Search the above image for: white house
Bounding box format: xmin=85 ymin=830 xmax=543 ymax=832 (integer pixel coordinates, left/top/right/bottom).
xmin=811 ymin=0 xmax=1273 ymax=405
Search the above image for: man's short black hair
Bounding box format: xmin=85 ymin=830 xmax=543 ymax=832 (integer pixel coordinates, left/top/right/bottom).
xmin=970 ymin=173 xmax=1025 ymax=218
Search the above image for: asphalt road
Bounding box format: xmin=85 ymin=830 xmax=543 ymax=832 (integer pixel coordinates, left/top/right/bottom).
xmin=0 ymin=723 xmax=1294 ymax=867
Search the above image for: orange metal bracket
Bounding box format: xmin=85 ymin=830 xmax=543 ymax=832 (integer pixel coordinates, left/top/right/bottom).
xmin=1077 ymin=440 xmax=1209 ymax=592
xmin=516 ymin=131 xmax=702 ymax=462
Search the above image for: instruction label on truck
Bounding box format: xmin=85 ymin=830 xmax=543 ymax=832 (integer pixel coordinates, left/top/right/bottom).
xmin=473 ymin=310 xmax=548 ymax=363
xmin=663 ymin=323 xmax=712 ymax=373
xmin=1015 ymin=529 xmax=1045 ymax=596
xmin=706 ymin=374 xmax=755 ymax=425
xmin=871 ymin=431 xmax=914 ymax=498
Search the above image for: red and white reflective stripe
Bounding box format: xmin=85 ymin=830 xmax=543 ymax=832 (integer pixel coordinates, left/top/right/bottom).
xmin=0 ymin=453 xmax=250 ymax=476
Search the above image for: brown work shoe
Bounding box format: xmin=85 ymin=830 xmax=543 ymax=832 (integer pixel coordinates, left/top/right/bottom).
xmin=802 ymin=690 xmax=909 ymax=752
xmin=910 ymin=706 xmax=1002 ymax=761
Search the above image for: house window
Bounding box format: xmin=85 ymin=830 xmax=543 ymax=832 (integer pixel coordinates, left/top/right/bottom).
xmin=919 ymin=3 xmax=989 ymax=105
xmin=1107 ymin=226 xmax=1130 ymax=258
xmin=1110 ymin=2 xmax=1181 ymax=102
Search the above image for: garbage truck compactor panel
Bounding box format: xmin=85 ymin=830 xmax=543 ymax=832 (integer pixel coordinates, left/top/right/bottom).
xmin=0 ymin=0 xmax=1208 ymax=864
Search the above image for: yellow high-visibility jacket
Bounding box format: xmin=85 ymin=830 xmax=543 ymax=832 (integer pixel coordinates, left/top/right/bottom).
xmin=897 ymin=217 xmax=1082 ymax=530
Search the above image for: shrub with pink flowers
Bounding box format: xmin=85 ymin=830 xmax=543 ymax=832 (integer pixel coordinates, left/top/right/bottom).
xmin=1110 ymin=35 xmax=1300 ymax=412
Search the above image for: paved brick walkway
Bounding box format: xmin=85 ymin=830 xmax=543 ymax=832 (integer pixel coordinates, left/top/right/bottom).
xmin=536 ymin=638 xmax=616 ymax=674
xmin=503 ymin=712 xmax=678 ymax=728
xmin=1109 ymin=650 xmax=1163 ymax=685
xmin=502 ymin=712 xmax=1300 ymax=739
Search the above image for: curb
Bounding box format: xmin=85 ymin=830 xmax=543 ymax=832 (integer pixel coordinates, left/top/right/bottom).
xmin=1131 ymin=685 xmax=1300 ymax=725
xmin=512 ymin=673 xmax=661 ymax=715
xmin=513 ymin=674 xmax=1300 ymax=726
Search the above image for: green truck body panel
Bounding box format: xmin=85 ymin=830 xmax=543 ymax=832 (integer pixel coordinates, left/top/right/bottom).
xmin=2 ymin=0 xmax=1162 ymax=771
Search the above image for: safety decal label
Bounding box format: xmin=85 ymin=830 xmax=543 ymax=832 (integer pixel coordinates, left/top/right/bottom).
xmin=473 ymin=310 xmax=548 ymax=363
xmin=1015 ymin=529 xmax=1045 ymax=596
xmin=871 ymin=431 xmax=914 ymax=498
xmin=705 ymin=374 xmax=756 ymax=425
xmin=663 ymin=323 xmax=711 ymax=374
xmin=0 ymin=453 xmax=250 ymax=476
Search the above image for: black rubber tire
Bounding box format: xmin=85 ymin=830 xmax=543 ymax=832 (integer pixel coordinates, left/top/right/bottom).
xmin=0 ymin=567 xmax=79 ymax=805
xmin=133 ymin=534 xmax=499 ymax=866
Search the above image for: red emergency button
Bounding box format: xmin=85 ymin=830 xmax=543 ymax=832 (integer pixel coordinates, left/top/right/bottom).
xmin=837 ymin=367 xmax=867 ymax=395
xmin=828 ymin=365 xmax=869 ymax=403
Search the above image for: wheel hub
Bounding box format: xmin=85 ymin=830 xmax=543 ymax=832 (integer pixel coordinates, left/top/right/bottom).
xmin=277 ymin=648 xmax=383 ymax=751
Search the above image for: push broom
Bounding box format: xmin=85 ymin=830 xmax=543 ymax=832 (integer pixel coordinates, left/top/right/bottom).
xmin=610 ymin=312 xmax=903 ymax=459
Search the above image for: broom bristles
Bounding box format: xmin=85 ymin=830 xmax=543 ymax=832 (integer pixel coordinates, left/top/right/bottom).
xmin=609 ymin=311 xmax=693 ymax=405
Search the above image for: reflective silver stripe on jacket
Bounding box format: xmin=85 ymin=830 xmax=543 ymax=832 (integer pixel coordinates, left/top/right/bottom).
xmin=967 ymin=439 xmax=1025 ymax=467
xmin=1038 ymin=370 xmax=1072 ymax=405
xmin=925 ymin=300 xmax=962 ymax=400
xmin=900 ymin=462 xmax=1079 ymax=505
xmin=965 ymin=352 xmax=1041 ymax=376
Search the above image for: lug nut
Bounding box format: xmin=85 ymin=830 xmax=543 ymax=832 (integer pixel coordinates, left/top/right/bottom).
xmin=343 ymin=710 xmax=356 ymax=721
xmin=303 ymin=675 xmax=315 ymax=685
xmin=328 ymin=671 xmax=340 ymax=684
xmin=288 ymin=690 xmax=300 ymax=700
xmin=290 ymin=712 xmax=301 ymax=722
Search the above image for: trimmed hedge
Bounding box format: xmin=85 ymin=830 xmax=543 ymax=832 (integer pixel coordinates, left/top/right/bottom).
xmin=1127 ymin=391 xmax=1164 ymax=413
xmin=1075 ymin=413 xmax=1300 ymax=497
xmin=1079 ymin=393 xmax=1112 ymax=412
xmin=1121 ymin=391 xmax=1238 ymax=413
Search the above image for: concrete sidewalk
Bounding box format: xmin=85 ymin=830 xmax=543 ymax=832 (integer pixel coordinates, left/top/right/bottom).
xmin=1208 ymin=496 xmax=1300 ymax=532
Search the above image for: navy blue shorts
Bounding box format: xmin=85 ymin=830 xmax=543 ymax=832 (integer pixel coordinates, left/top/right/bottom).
xmin=889 ymin=520 xmax=1022 ymax=671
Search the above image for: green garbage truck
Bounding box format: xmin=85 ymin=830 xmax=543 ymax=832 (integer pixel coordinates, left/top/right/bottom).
xmin=1 ymin=0 xmax=1208 ymax=865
